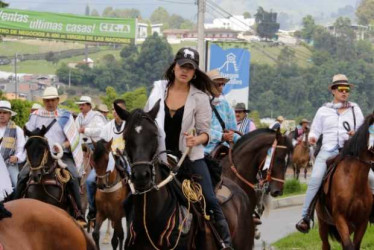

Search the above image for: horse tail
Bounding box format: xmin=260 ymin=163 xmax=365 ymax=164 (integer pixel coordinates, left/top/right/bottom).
xmin=0 ymin=202 xmax=12 ymax=220
xmin=328 ymin=225 xmax=342 ymax=243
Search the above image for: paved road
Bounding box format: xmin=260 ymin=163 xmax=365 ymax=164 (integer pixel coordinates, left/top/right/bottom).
xmin=95 ymin=206 xmax=303 ymax=249
xmin=254 ymin=205 xmax=302 ymax=249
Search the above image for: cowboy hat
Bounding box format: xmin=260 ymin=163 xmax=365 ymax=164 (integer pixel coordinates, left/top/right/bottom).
xmin=299 ymin=118 xmax=309 ymax=125
xmin=36 ymin=86 xmax=67 ymax=103
xmin=0 ymin=100 xmax=17 ymax=116
xmin=207 ymin=69 xmax=230 ymax=84
xmin=277 ymin=116 xmax=284 ymax=122
xmin=97 ymin=103 xmax=109 ymax=113
xmin=234 ymin=103 xmax=250 ymax=113
xmin=328 ymin=74 xmax=354 ymax=90
xmin=75 ymin=96 xmax=95 ymax=108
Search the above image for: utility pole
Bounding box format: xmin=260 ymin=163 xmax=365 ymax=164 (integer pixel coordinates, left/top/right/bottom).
xmin=14 ymin=53 xmax=17 ymax=100
xmin=197 ymin=0 xmax=206 ymax=70
xmin=84 ymin=3 xmax=89 ymax=64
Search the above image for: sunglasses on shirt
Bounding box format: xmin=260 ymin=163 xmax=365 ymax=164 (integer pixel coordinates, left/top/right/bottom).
xmin=336 ymin=86 xmax=350 ymax=93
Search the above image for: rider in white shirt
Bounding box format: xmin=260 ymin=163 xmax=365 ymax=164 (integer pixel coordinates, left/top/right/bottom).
xmin=296 ymin=74 xmax=374 ymax=233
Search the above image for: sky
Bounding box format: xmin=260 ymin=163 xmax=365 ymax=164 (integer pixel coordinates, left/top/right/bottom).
xmin=3 ymin=0 xmax=359 ymax=25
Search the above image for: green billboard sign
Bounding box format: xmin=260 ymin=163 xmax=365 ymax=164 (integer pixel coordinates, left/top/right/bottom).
xmin=0 ymin=8 xmax=136 ymax=44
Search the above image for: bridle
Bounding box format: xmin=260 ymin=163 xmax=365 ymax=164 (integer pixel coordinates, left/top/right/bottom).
xmin=229 ymin=138 xmax=290 ymax=190
xmin=27 ymin=136 xmax=54 ymax=174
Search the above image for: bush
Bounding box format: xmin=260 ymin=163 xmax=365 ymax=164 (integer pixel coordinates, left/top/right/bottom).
xmin=283 ymin=179 xmax=306 ymax=195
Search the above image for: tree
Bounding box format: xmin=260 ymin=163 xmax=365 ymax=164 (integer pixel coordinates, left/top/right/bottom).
xmin=120 ymin=43 xmax=138 ymax=59
xmin=91 ymin=9 xmax=100 ymax=16
xmin=356 ymin=0 xmax=374 ymax=25
xmin=100 ymin=87 xmax=118 ymax=108
xmin=135 ymin=33 xmax=173 ymax=88
xmin=0 ymin=1 xmax=8 ymax=8
xmin=300 ymin=15 xmax=316 ymax=42
xmin=150 ymin=7 xmax=170 ymax=24
xmin=168 ymin=14 xmax=185 ymax=29
xmin=121 ymin=87 xmax=147 ymax=110
xmin=10 ymin=99 xmax=32 ymax=127
xmin=243 ymin=11 xmax=251 ymax=19
xmin=254 ymin=7 xmax=280 ymax=40
xmin=102 ymin=7 xmax=141 ymax=18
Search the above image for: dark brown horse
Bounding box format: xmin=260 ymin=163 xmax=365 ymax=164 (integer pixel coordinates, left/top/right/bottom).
xmin=221 ymin=128 xmax=293 ymax=237
xmin=0 ymin=199 xmax=96 ymax=250
xmin=316 ymin=112 xmax=374 ymax=250
xmin=115 ymin=100 xmax=254 ymax=250
xmin=90 ymin=139 xmax=130 ymax=250
xmin=292 ymin=129 xmax=310 ymax=180
xmin=23 ymin=125 xmax=72 ymax=212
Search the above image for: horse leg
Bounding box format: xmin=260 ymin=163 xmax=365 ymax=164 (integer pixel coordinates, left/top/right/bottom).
xmin=353 ymin=222 xmax=368 ymax=250
xmin=335 ymin=216 xmax=354 ymax=250
xmin=112 ymin=219 xmax=124 ymax=250
xmin=293 ymin=164 xmax=296 ymax=179
xmin=296 ymin=166 xmax=300 ymax=180
xmin=304 ymin=164 xmax=308 ymax=179
xmin=318 ymin=219 xmax=331 ymax=250
xmin=102 ymin=220 xmax=111 ymax=244
xmin=92 ymin=213 xmax=104 ymax=250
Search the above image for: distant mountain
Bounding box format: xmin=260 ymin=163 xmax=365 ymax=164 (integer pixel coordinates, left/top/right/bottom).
xmin=5 ymin=0 xmax=359 ymax=29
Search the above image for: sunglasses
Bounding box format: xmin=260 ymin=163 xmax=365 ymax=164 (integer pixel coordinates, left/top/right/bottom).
xmin=336 ymin=86 xmax=350 ymax=93
xmin=235 ymin=110 xmax=244 ymax=114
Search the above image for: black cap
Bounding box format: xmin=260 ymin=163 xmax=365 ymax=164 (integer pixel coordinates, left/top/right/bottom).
xmin=174 ymin=47 xmax=199 ymax=69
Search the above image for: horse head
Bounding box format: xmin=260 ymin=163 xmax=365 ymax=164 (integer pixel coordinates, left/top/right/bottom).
xmin=115 ymin=99 xmax=160 ymax=192
xmin=267 ymin=128 xmax=293 ymax=197
xmin=24 ymin=125 xmax=53 ymax=183
xmin=92 ymin=139 xmax=117 ymax=189
xmin=341 ymin=111 xmax=374 ymax=162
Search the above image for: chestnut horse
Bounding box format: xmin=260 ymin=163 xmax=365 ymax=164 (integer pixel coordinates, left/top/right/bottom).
xmin=221 ymin=128 xmax=293 ymax=222
xmin=115 ymin=100 xmax=253 ymax=250
xmin=316 ymin=112 xmax=374 ymax=250
xmin=90 ymin=139 xmax=130 ymax=250
xmin=0 ymin=199 xmax=96 ymax=250
xmin=291 ymin=129 xmax=310 ymax=180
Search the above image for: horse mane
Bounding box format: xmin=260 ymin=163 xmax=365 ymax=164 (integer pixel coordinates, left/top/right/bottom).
xmin=233 ymin=128 xmax=276 ymax=151
xmin=0 ymin=202 xmax=12 ymax=220
xmin=93 ymin=139 xmax=108 ymax=162
xmin=341 ymin=113 xmax=374 ymax=158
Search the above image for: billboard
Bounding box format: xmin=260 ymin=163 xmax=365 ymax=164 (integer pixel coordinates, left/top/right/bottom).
xmin=207 ymin=42 xmax=251 ymax=109
xmin=0 ymin=8 xmax=136 ymax=44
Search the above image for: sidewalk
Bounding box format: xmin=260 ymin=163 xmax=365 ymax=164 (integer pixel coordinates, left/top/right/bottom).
xmin=271 ymin=194 xmax=305 ymax=209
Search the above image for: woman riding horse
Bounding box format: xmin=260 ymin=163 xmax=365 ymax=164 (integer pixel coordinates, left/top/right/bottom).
xmin=124 ymin=47 xmax=233 ymax=249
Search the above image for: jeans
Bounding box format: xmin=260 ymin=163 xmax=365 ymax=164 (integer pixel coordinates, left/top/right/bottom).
xmin=190 ymin=159 xmax=225 ymax=221
xmin=7 ymin=163 xmax=19 ymax=189
xmin=302 ymin=148 xmax=374 ymax=217
xmin=86 ymin=168 xmax=96 ymax=211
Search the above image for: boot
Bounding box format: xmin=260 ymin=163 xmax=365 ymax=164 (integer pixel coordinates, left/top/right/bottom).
xmin=213 ymin=219 xmax=233 ymax=250
xmin=67 ymin=178 xmax=86 ymax=227
xmin=295 ymin=216 xmax=311 ymax=233
xmin=13 ymin=166 xmax=30 ymax=199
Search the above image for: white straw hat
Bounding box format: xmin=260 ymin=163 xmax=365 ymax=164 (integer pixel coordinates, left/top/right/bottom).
xmin=75 ymin=96 xmax=94 ymax=108
xmin=0 ymin=100 xmax=17 ymax=116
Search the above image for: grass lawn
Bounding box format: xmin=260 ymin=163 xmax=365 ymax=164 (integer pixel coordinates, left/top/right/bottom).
xmin=273 ymin=223 xmax=374 ymax=249
xmin=0 ymin=49 xmax=121 ymax=74
xmin=280 ymin=179 xmax=308 ymax=198
xmin=0 ymin=39 xmax=84 ymax=56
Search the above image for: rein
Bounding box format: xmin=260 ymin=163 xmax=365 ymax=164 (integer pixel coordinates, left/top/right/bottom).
xmin=229 ymin=138 xmax=288 ymax=190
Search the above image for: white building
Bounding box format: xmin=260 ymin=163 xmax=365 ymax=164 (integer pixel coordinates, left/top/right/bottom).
xmin=205 ymin=15 xmax=255 ymax=32
xmin=137 ymin=22 xmax=163 ymax=42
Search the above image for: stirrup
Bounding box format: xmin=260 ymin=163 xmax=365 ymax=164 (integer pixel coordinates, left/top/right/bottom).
xmin=295 ymin=217 xmax=310 ymax=234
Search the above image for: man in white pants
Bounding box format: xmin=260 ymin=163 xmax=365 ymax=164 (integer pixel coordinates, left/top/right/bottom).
xmin=295 ymin=74 xmax=374 ymax=233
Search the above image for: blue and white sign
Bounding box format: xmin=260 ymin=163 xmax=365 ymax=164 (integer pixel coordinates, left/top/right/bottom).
xmin=208 ymin=43 xmax=251 ymax=108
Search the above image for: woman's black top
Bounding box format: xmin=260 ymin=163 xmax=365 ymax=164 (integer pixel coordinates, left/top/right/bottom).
xmin=164 ymin=102 xmax=184 ymax=153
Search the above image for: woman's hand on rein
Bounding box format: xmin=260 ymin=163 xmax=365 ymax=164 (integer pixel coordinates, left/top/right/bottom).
xmin=184 ymin=133 xmax=198 ymax=147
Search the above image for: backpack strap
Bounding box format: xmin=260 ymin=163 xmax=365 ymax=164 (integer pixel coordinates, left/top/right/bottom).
xmin=210 ymin=99 xmax=226 ymax=131
xmin=351 ymin=106 xmax=356 ymax=131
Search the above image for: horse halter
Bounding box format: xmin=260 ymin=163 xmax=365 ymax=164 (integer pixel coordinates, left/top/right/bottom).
xmin=229 ymin=138 xmax=289 ymax=190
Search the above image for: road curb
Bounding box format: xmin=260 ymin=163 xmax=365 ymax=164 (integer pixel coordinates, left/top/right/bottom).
xmin=271 ymin=194 xmax=305 ymax=209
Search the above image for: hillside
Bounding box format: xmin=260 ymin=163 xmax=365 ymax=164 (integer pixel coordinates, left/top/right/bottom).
xmin=0 ymin=39 xmax=312 ymax=74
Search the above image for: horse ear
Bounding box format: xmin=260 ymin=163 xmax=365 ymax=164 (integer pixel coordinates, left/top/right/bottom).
xmin=147 ymin=99 xmax=161 ymax=121
xmin=40 ymin=125 xmax=47 ymax=137
xmin=24 ymin=126 xmax=31 ymax=137
xmin=114 ymin=102 xmax=130 ymax=121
